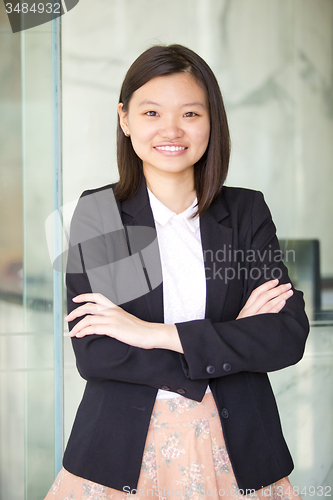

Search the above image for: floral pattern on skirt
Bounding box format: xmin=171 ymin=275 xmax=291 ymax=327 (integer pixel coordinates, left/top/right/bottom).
xmin=44 ymin=392 xmax=301 ymax=500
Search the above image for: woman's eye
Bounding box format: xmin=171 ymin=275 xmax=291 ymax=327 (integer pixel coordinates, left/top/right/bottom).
xmin=184 ymin=112 xmax=198 ymax=117
xmin=145 ymin=111 xmax=159 ymax=116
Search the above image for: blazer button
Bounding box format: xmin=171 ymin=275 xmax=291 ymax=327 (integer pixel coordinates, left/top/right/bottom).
xmin=177 ymin=388 xmax=186 ymax=395
xmin=160 ymin=385 xmax=170 ymax=391
xmin=206 ymin=365 xmax=215 ymax=374
xmin=223 ymin=363 xmax=231 ymax=372
xmin=221 ymin=408 xmax=229 ymax=419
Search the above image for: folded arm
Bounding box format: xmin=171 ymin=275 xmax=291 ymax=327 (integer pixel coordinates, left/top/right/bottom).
xmin=175 ymin=191 xmax=310 ymax=379
xmin=66 ymin=189 xmax=207 ymax=400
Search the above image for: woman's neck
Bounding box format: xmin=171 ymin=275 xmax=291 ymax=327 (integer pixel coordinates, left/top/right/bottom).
xmin=144 ymin=168 xmax=196 ymax=215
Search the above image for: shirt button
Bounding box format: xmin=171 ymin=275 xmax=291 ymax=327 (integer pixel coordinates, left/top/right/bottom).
xmin=160 ymin=385 xmax=170 ymax=391
xmin=221 ymin=408 xmax=229 ymax=419
xmin=223 ymin=363 xmax=231 ymax=372
xmin=177 ymin=388 xmax=186 ymax=395
xmin=206 ymin=365 xmax=215 ymax=374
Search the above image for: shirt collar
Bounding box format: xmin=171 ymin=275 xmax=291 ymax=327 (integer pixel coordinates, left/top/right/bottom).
xmin=147 ymin=188 xmax=199 ymax=233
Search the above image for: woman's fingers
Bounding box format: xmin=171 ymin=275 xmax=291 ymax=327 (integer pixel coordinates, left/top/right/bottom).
xmin=237 ymin=280 xmax=294 ymax=319
xmin=66 ymin=292 xmax=131 ymax=340
xmin=244 ymin=279 xmax=280 ymax=308
xmin=72 ymin=324 xmax=113 ymax=338
xmin=252 ymin=283 xmax=292 ymax=312
xmin=245 ymin=282 xmax=292 ymax=314
xmin=68 ymin=307 xmax=154 ymax=349
xmin=65 ymin=302 xmax=110 ymax=321
xmin=69 ymin=313 xmax=110 ymax=337
xmin=257 ymin=289 xmax=293 ymax=314
xmin=65 ymin=293 xmax=117 ymax=322
xmin=72 ymin=292 xmax=114 ymax=309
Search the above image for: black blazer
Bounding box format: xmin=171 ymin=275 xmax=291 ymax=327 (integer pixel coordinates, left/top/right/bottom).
xmin=63 ymin=176 xmax=309 ymax=492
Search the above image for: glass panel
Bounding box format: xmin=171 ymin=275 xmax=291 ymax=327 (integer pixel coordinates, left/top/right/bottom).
xmin=0 ymin=3 xmax=25 ymax=498
xmin=0 ymin=2 xmax=62 ymax=499
xmin=270 ymin=323 xmax=333 ymax=490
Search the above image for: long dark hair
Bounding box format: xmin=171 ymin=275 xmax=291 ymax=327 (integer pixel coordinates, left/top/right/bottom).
xmin=114 ymin=44 xmax=230 ymax=216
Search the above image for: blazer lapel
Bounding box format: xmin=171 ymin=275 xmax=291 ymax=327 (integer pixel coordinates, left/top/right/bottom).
xmin=120 ymin=176 xmax=164 ymax=324
xmin=200 ymin=195 xmax=233 ymax=323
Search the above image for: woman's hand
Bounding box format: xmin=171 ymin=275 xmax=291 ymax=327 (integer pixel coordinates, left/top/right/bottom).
xmin=236 ymin=279 xmax=293 ymax=320
xmin=66 ymin=293 xmax=157 ymax=348
xmin=65 ymin=293 xmax=183 ymax=352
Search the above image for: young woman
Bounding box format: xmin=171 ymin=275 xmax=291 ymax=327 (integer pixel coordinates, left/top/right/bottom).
xmin=45 ymin=44 xmax=309 ymax=500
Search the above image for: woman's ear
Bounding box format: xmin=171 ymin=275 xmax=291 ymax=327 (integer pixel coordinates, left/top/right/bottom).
xmin=118 ymin=103 xmax=130 ymax=137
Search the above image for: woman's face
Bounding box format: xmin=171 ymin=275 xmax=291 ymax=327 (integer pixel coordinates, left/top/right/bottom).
xmin=118 ymin=73 xmax=210 ymax=181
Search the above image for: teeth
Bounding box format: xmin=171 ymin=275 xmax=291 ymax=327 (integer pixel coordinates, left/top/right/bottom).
xmin=155 ymin=146 xmax=186 ymax=151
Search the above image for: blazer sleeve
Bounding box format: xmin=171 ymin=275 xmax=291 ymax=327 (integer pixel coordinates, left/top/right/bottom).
xmin=66 ymin=189 xmax=207 ymax=400
xmin=175 ymin=190 xmax=310 ymax=380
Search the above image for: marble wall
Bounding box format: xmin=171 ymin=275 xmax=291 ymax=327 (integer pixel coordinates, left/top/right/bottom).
xmin=62 ymin=0 xmax=333 ymax=279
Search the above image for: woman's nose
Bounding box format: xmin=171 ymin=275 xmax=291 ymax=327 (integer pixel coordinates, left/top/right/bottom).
xmin=159 ymin=117 xmax=184 ymax=139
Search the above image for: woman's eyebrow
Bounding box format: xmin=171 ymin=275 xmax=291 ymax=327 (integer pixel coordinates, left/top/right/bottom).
xmin=138 ymin=100 xmax=160 ymax=107
xmin=138 ymin=100 xmax=205 ymax=108
xmin=182 ymin=102 xmax=205 ymax=108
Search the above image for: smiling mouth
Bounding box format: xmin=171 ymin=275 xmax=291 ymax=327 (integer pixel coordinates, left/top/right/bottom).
xmin=154 ymin=146 xmax=187 ymax=152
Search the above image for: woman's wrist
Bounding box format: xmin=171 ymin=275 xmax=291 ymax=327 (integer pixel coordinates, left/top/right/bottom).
xmin=150 ymin=323 xmax=183 ymax=353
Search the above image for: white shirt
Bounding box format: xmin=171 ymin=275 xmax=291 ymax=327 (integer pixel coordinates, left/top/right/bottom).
xmin=147 ymin=188 xmax=211 ymax=399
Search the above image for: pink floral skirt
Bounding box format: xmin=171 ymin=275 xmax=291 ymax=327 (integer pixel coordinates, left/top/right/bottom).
xmin=44 ymin=392 xmax=300 ymax=500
